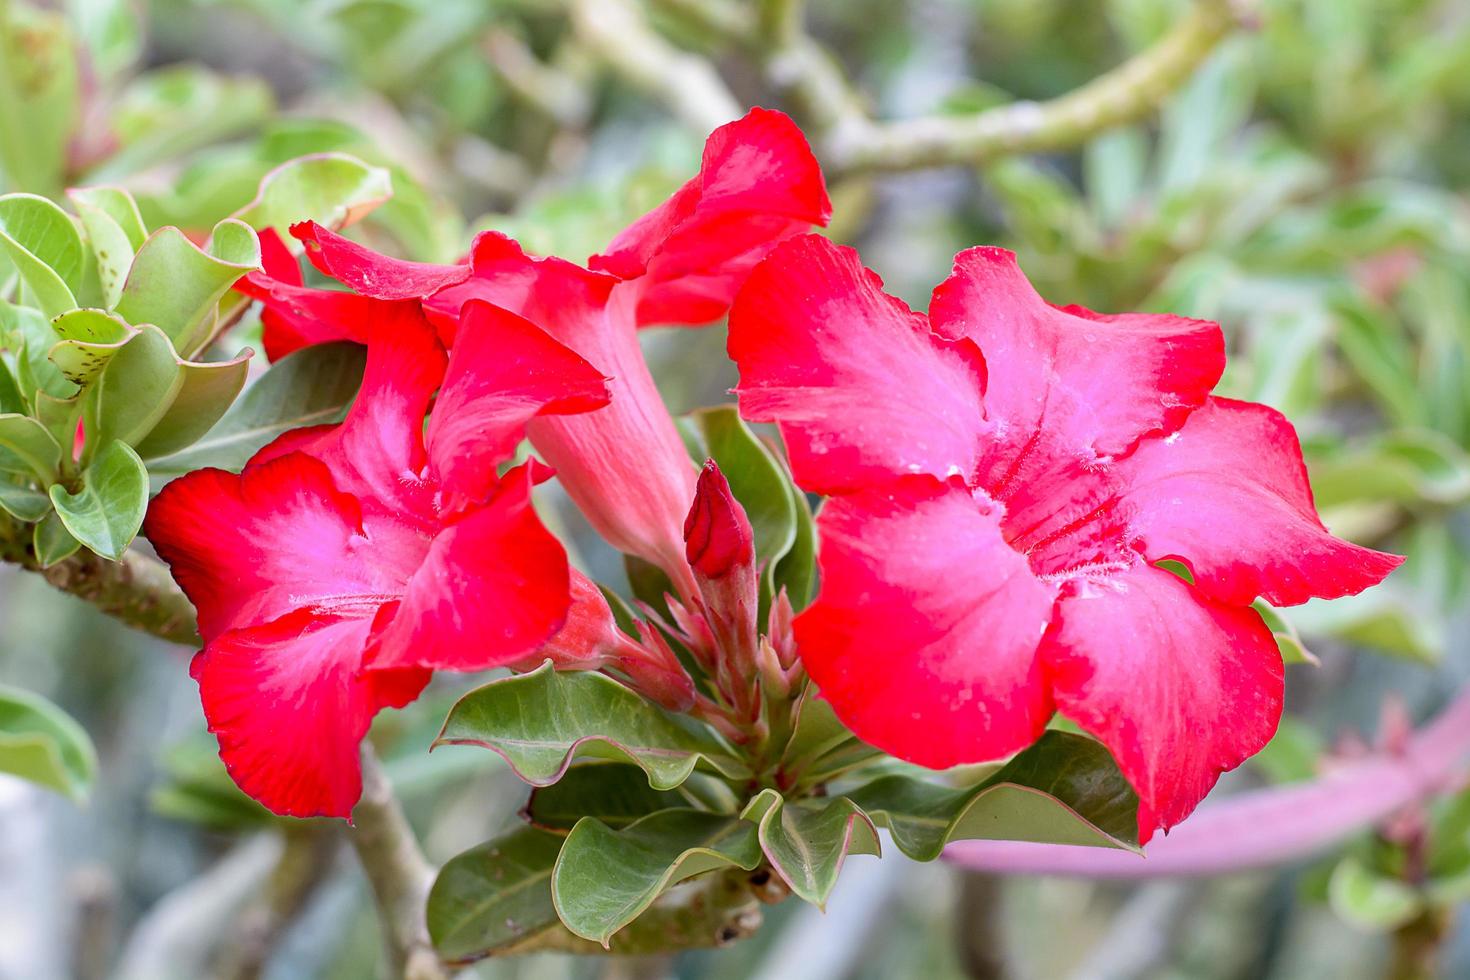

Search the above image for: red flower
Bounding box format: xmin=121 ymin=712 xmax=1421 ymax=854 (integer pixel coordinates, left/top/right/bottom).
xmin=728 ymin=235 xmax=1402 ymax=840
xmin=245 ymin=108 xmax=830 ymax=597
xmin=145 ymin=301 xmax=609 ymax=818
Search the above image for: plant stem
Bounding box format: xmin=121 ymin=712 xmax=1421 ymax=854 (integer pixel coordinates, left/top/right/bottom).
xmin=826 ymin=0 xmax=1247 ymax=175
xmin=351 ymin=746 xmax=448 ymax=980
xmin=0 ymin=513 xmax=199 ymax=645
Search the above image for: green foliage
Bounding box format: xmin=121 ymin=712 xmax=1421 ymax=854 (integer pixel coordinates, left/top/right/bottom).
xmin=49 ymin=440 xmax=148 ymax=560
xmin=428 ymin=826 xmax=566 ymax=962
xmin=436 ymin=661 xmax=750 ymax=789
xmin=0 ymin=683 xmax=96 ymax=800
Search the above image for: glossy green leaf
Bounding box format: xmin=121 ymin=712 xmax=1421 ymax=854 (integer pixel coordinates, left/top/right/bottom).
xmin=83 ymin=325 xmax=181 ymax=450
xmin=132 ymin=351 xmax=252 ymax=460
xmin=0 ymin=2 xmax=78 ymax=196
xmin=49 ymin=440 xmax=148 ymax=559
xmin=48 ymin=308 xmax=135 ymax=385
xmin=777 ymin=687 xmax=881 ymax=789
xmin=1255 ymin=602 xmax=1319 ymax=666
xmin=145 ymin=342 xmax=365 ymax=480
xmin=742 ymin=788 xmax=880 ymax=908
xmin=0 ymin=413 xmax=61 ymax=480
xmin=1328 ymin=856 xmax=1422 ymax=932
xmin=0 ymin=193 xmax=82 ymax=317
xmin=232 ymin=152 xmax=392 ymax=243
xmin=67 ymin=187 xmax=147 ymax=307
xmin=113 ymin=219 xmax=260 ymax=355
xmin=32 ymin=508 xmax=80 ymax=567
xmin=0 ymin=481 xmax=50 ymax=521
xmin=845 ymin=731 xmax=1140 ymax=861
xmin=2 ymin=298 xmax=74 ymax=400
xmin=524 ymin=762 xmax=700 ymax=833
xmin=436 ymin=661 xmax=748 ymax=789
xmin=428 ymin=826 xmax=566 ymax=963
xmin=0 ymin=684 xmax=96 ymax=801
xmin=551 ymin=808 xmax=762 ymax=946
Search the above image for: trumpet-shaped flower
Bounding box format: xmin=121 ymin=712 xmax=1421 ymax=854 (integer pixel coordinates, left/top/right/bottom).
xmin=146 ymin=301 xmax=608 ymax=818
xmin=728 ymin=235 xmax=1402 ymax=840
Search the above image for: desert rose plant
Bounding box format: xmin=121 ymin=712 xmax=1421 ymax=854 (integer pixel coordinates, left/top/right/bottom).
xmin=2 ymin=0 xmax=1455 ymax=974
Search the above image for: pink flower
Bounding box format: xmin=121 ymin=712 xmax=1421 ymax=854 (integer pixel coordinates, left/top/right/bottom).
xmin=145 ymin=301 xmax=608 ymax=818
xmin=727 ymin=235 xmax=1403 ymax=840
xmin=245 ymin=108 xmax=830 ymax=597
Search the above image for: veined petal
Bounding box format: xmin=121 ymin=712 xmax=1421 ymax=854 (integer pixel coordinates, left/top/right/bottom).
xmin=145 ymin=453 xmax=414 ymax=642
xmin=426 ymin=300 xmax=609 ymax=509
xmin=929 ymin=247 xmax=1224 ymax=495
xmin=1117 ymin=397 xmax=1403 ymax=606
xmin=430 ymin=234 xmax=699 ymax=584
xmin=1039 ymin=563 xmax=1284 ymax=843
xmin=730 ymin=235 xmax=988 ymax=495
xmin=193 ymin=607 xmax=430 ymax=819
xmin=235 ymin=231 xmax=377 ymax=360
xmin=293 ymin=220 xmax=470 ymax=300
xmin=794 ymin=477 xmax=1057 ymax=769
xmin=368 ymin=464 xmax=572 ymax=672
xmin=590 ymin=107 xmax=831 ymax=326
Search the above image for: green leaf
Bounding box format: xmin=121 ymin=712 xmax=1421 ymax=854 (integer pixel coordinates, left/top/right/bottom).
xmin=67 ymin=187 xmax=148 ymax=307
xmin=132 ymin=351 xmax=252 ymax=460
xmin=428 ymin=826 xmax=566 ymax=963
xmin=777 ymin=687 xmax=881 ymax=788
xmin=1290 ymin=589 xmax=1441 ymax=664
xmin=49 ymin=440 xmax=148 ymax=559
xmin=742 ymin=788 xmax=880 ymax=908
xmin=149 ymin=735 xmax=271 ymax=830
xmin=0 ymin=413 xmax=61 ymax=480
xmin=1310 ymin=430 xmax=1470 ymax=509
xmin=774 ymin=482 xmax=818 ymax=610
xmin=231 ymin=152 xmax=393 ymax=244
xmin=1254 ymin=602 xmax=1319 ymax=666
xmin=2 ymin=298 xmax=74 ymax=400
xmin=0 ymin=355 xmax=22 ymax=414
xmin=551 ymin=808 xmax=762 ymax=946
xmin=32 ymin=508 xmax=80 ymax=566
xmin=82 ymin=325 xmax=181 ymax=450
xmin=145 ymin=342 xmax=366 ymax=481
xmin=48 ymin=308 xmax=135 ymax=385
xmin=0 ymin=684 xmax=96 ymax=801
xmin=0 ymin=480 xmax=48 ymax=521
xmin=0 ymin=193 xmax=82 ymax=317
xmin=0 ymin=2 xmax=78 ymax=196
xmin=113 ymin=219 xmax=260 ymax=356
xmin=845 ymin=731 xmax=1140 ymax=861
xmin=524 ymin=762 xmax=700 ymax=833
xmin=1328 ymin=856 xmax=1423 ymax=932
xmin=436 ymin=661 xmax=748 ymax=790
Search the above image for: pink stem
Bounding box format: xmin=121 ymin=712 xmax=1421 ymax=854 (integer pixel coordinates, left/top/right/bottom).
xmin=944 ymin=688 xmax=1470 ymax=879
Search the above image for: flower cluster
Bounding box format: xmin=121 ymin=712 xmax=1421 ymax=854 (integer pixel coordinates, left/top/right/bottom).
xmin=146 ymin=107 xmax=1399 ymax=838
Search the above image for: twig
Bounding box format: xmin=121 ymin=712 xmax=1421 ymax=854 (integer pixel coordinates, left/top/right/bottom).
xmin=825 ymin=0 xmax=1247 ymax=176
xmin=569 ymin=0 xmax=742 ymax=133
xmin=216 ymin=823 xmax=342 ymax=980
xmin=945 ymin=686 xmax=1470 ymax=878
xmin=0 ymin=515 xmax=199 ymax=646
xmin=350 ymin=746 xmax=448 ymax=980
xmin=483 ymin=28 xmax=593 ymax=127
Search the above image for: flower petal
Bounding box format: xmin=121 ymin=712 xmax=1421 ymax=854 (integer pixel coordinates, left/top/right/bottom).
xmin=426 ymin=299 xmax=609 ymax=509
xmin=193 ymin=607 xmax=429 ymax=819
xmin=590 ymin=107 xmax=831 ymax=326
xmin=1039 ymin=563 xmax=1284 ymax=842
xmin=1116 ymin=397 xmax=1403 ymax=606
xmin=794 ymin=477 xmax=1057 ymax=769
xmin=146 ymin=453 xmax=412 ymax=642
xmin=368 ymin=464 xmax=572 ymax=672
xmin=929 ymin=248 xmax=1224 ymax=489
xmin=430 ymin=234 xmax=699 ymax=583
xmin=292 ymin=220 xmax=470 ymax=300
xmin=729 ymin=235 xmax=989 ymax=495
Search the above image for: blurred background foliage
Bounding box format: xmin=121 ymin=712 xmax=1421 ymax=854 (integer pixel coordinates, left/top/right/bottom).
xmin=1 ymin=0 xmax=1469 ymax=977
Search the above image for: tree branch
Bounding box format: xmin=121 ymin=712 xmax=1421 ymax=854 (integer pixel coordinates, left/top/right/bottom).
xmin=0 ymin=514 xmax=198 ymax=645
xmin=351 ymin=746 xmax=449 ymax=980
xmin=570 ymin=0 xmax=741 ymax=133
xmin=825 ymin=0 xmax=1247 ymax=176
